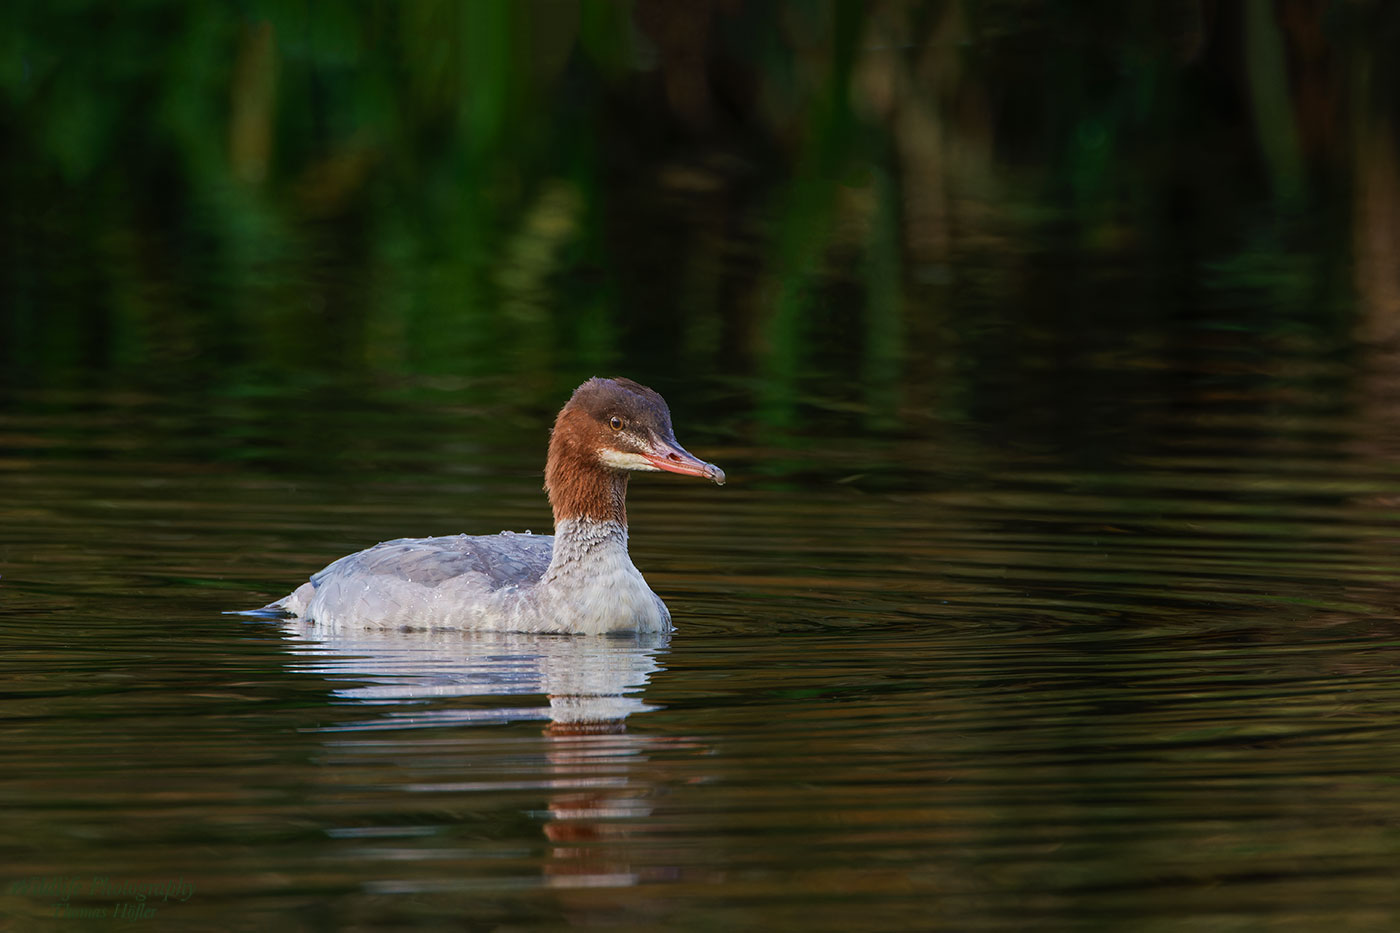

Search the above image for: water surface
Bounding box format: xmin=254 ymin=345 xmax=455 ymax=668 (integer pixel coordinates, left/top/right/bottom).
xmin=9 ymin=3 xmax=1400 ymax=928
xmin=6 ymin=355 xmax=1400 ymax=931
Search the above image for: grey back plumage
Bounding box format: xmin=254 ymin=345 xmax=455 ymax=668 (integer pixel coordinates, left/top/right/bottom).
xmin=311 ymin=532 xmax=556 ymax=594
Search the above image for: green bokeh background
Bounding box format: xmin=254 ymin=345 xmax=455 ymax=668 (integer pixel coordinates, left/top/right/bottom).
xmin=2 ymin=1 xmax=1395 ymax=428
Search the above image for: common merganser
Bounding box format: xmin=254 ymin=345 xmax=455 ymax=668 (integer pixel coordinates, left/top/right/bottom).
xmin=261 ymin=377 xmax=725 ymax=634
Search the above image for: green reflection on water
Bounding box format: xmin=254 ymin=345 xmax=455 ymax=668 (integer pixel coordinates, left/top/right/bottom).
xmin=1 ymin=1 xmax=1387 ymax=444
xmin=12 ymin=6 xmax=1400 ymax=930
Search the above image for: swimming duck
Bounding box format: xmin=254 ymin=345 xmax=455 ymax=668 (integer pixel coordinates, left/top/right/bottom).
xmin=262 ymin=377 xmax=725 ymax=634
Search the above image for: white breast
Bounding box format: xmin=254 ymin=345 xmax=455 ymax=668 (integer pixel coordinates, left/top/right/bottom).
xmin=537 ymin=519 xmax=672 ymax=635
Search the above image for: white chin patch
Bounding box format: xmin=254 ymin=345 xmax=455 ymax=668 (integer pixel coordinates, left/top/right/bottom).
xmin=597 ymin=448 xmax=658 ymax=471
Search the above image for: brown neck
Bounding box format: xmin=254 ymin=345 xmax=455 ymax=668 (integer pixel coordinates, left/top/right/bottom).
xmin=545 ymin=413 xmax=628 ymax=526
xmin=546 ymin=462 xmax=628 ymax=527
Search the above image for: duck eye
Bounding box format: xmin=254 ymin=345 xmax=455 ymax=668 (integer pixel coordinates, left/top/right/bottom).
xmin=608 ymin=416 xmax=624 ymax=432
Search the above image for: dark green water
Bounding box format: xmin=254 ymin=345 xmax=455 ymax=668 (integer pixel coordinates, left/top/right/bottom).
xmin=7 ymin=344 xmax=1400 ymax=930
xmin=9 ymin=2 xmax=1400 ymax=929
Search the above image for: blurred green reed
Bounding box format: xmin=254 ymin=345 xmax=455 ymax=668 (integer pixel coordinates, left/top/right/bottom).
xmin=0 ymin=1 xmax=1388 ymax=425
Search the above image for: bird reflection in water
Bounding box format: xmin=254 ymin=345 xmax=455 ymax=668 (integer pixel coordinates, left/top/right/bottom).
xmin=281 ymin=625 xmax=681 ymax=890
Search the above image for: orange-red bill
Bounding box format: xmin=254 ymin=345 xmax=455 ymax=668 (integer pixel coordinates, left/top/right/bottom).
xmin=645 ymin=440 xmax=726 ymax=485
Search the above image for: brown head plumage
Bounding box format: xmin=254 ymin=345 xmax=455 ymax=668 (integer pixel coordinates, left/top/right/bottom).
xmin=544 ymin=377 xmax=724 ymax=525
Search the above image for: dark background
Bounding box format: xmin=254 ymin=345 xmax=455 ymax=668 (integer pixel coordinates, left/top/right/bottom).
xmin=2 ymin=1 xmax=1397 ymax=445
